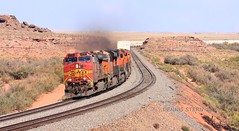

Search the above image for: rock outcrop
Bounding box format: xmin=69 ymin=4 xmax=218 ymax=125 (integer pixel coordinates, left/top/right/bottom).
xmin=0 ymin=15 xmax=51 ymax=33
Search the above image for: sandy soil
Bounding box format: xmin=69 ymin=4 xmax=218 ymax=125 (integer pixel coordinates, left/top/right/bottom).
xmin=28 ymin=84 xmax=65 ymax=109
xmin=91 ymin=102 xmax=194 ymax=131
xmin=1 ymin=84 xmax=11 ymax=92
xmin=175 ymin=81 xmax=220 ymax=131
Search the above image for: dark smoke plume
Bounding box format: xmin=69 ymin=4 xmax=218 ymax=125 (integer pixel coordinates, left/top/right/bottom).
xmin=72 ymin=32 xmax=117 ymax=51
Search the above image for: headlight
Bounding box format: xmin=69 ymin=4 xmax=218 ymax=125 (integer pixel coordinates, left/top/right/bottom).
xmin=68 ymin=78 xmax=72 ymax=82
xmin=76 ymin=64 xmax=79 ymax=69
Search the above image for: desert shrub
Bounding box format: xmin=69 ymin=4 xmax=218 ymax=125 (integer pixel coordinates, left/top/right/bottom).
xmin=53 ymin=64 xmax=64 ymax=83
xmin=218 ymin=85 xmax=239 ymax=112
xmin=0 ymin=95 xmax=12 ymax=114
xmin=188 ymin=67 xmax=211 ymax=84
xmin=34 ymin=74 xmax=59 ymax=92
xmin=181 ymin=126 xmax=190 ymax=131
xmin=10 ymin=90 xmax=33 ymax=111
xmin=0 ymin=73 xmax=62 ymax=115
xmin=152 ymin=57 xmax=161 ymax=65
xmin=164 ymin=56 xmax=177 ymax=65
xmin=0 ymin=80 xmax=3 ymax=87
xmin=188 ymin=66 xmax=239 ymax=127
xmin=188 ymin=67 xmax=222 ymax=92
xmin=211 ymin=43 xmax=239 ymax=52
xmin=0 ymin=87 xmax=3 ymax=96
xmin=180 ymin=55 xmax=198 ymax=65
xmin=0 ymin=57 xmax=63 ymax=115
xmin=215 ymin=70 xmax=239 ymax=83
xmin=224 ymin=56 xmax=239 ymax=70
xmin=0 ymin=83 xmax=33 ymax=114
xmin=230 ymin=56 xmax=239 ymax=62
xmin=230 ymin=113 xmax=239 ymax=127
xmin=164 ymin=55 xmax=198 ymax=65
xmin=203 ymin=64 xmax=220 ymax=73
xmin=0 ymin=57 xmax=63 ymax=82
xmin=10 ymin=68 xmax=29 ymax=80
xmin=223 ymin=41 xmax=229 ymax=45
xmin=229 ymin=56 xmax=239 ymax=69
xmin=215 ymin=70 xmax=231 ymax=81
xmin=0 ymin=74 xmax=13 ymax=84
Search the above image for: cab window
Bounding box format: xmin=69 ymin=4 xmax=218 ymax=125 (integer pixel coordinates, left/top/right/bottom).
xmin=65 ymin=57 xmax=77 ymax=63
xmin=79 ymin=56 xmax=91 ymax=62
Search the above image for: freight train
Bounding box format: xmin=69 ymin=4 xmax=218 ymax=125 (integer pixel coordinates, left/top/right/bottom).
xmin=63 ymin=49 xmax=131 ymax=97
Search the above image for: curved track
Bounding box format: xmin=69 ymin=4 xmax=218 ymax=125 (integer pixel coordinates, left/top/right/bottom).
xmin=0 ymin=50 xmax=156 ymax=131
xmin=0 ymin=99 xmax=76 ymax=122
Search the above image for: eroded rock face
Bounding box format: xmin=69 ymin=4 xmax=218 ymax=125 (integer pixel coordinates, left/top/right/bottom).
xmin=0 ymin=15 xmax=51 ymax=33
xmin=0 ymin=15 xmax=21 ymax=29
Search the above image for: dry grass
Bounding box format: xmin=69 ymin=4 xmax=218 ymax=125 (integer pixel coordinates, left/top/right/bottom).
xmin=164 ymin=55 xmax=198 ymax=65
xmin=181 ymin=126 xmax=190 ymax=131
xmin=0 ymin=57 xmax=63 ymax=115
xmin=211 ymin=43 xmax=239 ymax=52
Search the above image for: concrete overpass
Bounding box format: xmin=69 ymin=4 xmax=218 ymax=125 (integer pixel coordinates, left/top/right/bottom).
xmin=117 ymin=41 xmax=144 ymax=50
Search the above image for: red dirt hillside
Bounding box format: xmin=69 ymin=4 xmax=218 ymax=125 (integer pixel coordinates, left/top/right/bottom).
xmin=0 ymin=15 xmax=116 ymax=58
xmin=145 ymin=36 xmax=216 ymax=52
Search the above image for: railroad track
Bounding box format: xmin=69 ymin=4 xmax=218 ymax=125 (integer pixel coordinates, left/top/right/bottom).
xmin=0 ymin=84 xmax=120 ymax=122
xmin=0 ymin=50 xmax=156 ymax=131
xmin=0 ymin=99 xmax=76 ymax=122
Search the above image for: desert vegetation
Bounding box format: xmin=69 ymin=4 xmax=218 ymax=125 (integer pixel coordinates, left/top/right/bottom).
xmin=140 ymin=37 xmax=239 ymax=128
xmin=181 ymin=125 xmax=190 ymax=131
xmin=0 ymin=57 xmax=63 ymax=115
xmin=0 ymin=15 xmax=118 ymax=115
xmin=211 ymin=42 xmax=239 ymax=52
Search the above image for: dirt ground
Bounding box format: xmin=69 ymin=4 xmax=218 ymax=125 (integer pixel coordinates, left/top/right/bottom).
xmin=28 ymin=84 xmax=65 ymax=109
xmin=91 ymin=102 xmax=194 ymax=131
xmin=175 ymin=81 xmax=219 ymax=131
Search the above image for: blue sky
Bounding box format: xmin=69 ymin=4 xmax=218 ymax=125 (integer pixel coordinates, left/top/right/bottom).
xmin=0 ymin=0 xmax=238 ymax=32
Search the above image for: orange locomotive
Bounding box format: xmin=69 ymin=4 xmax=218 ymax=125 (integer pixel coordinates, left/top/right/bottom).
xmin=63 ymin=49 xmax=131 ymax=97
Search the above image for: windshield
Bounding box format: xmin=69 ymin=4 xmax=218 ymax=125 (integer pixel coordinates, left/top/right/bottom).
xmin=79 ymin=56 xmax=91 ymax=62
xmin=65 ymin=57 xmax=77 ymax=63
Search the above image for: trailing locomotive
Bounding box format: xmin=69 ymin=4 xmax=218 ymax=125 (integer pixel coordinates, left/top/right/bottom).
xmin=63 ymin=49 xmax=131 ymax=97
